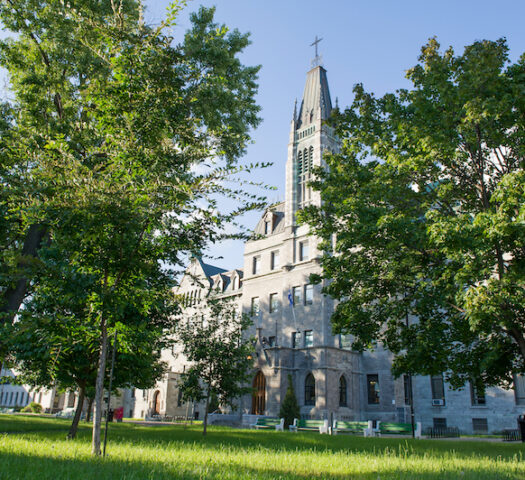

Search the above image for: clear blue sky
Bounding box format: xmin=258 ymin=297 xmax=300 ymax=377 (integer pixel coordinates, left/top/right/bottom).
xmin=2 ymin=1 xmax=525 ymax=271
xmin=146 ymin=0 xmax=525 ymax=271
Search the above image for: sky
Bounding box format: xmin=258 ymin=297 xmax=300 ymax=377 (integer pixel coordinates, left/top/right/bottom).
xmin=2 ymin=1 xmax=525 ymax=272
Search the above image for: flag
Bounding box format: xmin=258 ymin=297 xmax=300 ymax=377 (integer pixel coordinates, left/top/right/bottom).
xmin=288 ymin=290 xmax=294 ymax=306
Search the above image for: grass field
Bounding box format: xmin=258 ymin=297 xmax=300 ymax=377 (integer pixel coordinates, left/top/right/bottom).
xmin=0 ymin=415 xmax=523 ymax=479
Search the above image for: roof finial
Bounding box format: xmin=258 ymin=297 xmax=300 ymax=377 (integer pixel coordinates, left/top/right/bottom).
xmin=310 ymin=36 xmax=323 ymax=68
xmin=335 ymin=96 xmax=339 ymax=109
xmin=293 ymin=98 xmax=297 ymax=121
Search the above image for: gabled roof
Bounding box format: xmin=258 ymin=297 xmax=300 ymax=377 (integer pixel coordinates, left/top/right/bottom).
xmin=197 ymin=258 xmax=228 ymax=278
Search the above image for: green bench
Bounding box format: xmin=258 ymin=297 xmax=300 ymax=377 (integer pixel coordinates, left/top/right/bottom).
xmin=331 ymin=420 xmax=369 ymax=436
xmin=378 ymin=422 xmax=421 ymax=438
xmin=289 ymin=418 xmax=329 ymax=434
xmin=250 ymin=417 xmax=284 ymax=431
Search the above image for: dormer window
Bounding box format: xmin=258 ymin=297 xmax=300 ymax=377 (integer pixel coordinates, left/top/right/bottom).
xmin=264 ymin=220 xmax=270 ymax=235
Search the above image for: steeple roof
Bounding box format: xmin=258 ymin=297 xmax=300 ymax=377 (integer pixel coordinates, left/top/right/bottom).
xmin=296 ymin=65 xmax=332 ymax=128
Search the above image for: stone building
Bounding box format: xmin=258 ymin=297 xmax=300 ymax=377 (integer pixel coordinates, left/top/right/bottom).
xmin=133 ymin=61 xmax=525 ymax=434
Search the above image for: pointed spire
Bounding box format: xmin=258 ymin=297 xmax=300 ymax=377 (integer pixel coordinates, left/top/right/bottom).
xmin=296 ymin=66 xmax=332 ymax=128
xmin=293 ymin=98 xmax=297 ymax=122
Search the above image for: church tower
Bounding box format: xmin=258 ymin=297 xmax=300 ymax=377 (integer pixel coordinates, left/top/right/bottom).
xmin=284 ymin=61 xmax=339 ymax=229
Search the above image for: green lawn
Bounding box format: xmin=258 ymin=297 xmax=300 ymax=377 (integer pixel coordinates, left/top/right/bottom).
xmin=0 ymin=415 xmax=523 ymax=479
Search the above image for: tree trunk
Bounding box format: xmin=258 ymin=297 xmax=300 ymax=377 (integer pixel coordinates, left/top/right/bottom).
xmin=91 ymin=313 xmax=108 ymax=455
xmin=203 ymin=389 xmax=210 ymax=436
xmin=511 ymin=328 xmax=525 ymax=369
xmin=86 ymin=396 xmax=94 ymax=423
xmin=68 ymin=384 xmax=86 ymax=440
xmin=0 ymin=224 xmax=48 ymax=323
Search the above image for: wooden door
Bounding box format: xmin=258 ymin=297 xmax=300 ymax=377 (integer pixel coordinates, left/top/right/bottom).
xmin=153 ymin=390 xmax=161 ymax=415
xmin=251 ymin=371 xmax=266 ymax=414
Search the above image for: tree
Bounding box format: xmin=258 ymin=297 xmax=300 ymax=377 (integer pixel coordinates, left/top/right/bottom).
xmin=0 ymin=1 xmax=263 ymax=454
xmin=299 ymin=38 xmax=525 ymax=390
xmin=10 ymin=257 xmax=174 ymax=439
xmin=176 ymin=298 xmax=254 ymax=436
xmin=279 ymin=375 xmax=300 ymax=429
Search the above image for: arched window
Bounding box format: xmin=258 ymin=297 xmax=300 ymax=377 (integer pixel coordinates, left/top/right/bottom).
xmin=297 ymin=150 xmax=303 ymax=175
xmin=303 ymin=148 xmax=308 ymax=170
xmin=339 ymin=376 xmax=347 ymax=407
xmin=304 ymin=373 xmax=316 ymax=406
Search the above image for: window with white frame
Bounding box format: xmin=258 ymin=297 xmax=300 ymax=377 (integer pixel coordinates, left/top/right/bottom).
xmin=269 ymin=293 xmax=279 ymax=313
xmin=271 ymin=251 xmax=280 ymax=270
xmin=304 ymin=284 xmax=313 ymax=305
xmin=292 ymin=286 xmax=302 ymax=306
xmin=299 ymin=241 xmax=309 ymax=261
xmin=250 ymin=297 xmax=260 ymax=317
xmin=252 ymin=256 xmax=261 ymax=275
xmin=304 ymin=330 xmax=313 ymax=347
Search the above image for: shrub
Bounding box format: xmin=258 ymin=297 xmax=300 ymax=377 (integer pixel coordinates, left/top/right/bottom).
xmin=21 ymin=402 xmax=43 ymax=414
xmin=279 ymin=375 xmax=300 ymax=429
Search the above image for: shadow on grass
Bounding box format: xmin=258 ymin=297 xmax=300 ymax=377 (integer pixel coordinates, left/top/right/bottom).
xmin=1 ymin=415 xmax=524 ymax=464
xmin=0 ymin=448 xmax=521 ymax=480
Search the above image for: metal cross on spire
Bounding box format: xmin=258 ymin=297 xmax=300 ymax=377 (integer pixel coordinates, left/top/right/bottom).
xmin=310 ymin=36 xmax=323 ymax=67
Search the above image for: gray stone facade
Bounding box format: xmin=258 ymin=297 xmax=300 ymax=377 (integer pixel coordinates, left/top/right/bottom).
xmin=134 ymin=64 xmax=525 ymax=434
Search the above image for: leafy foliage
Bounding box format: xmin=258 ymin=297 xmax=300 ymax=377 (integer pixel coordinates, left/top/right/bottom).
xmin=299 ymin=38 xmax=525 ymax=389
xmin=0 ymin=0 xmax=263 ymax=453
xmin=20 ymin=402 xmax=43 ymax=413
xmin=176 ymin=298 xmax=254 ymax=435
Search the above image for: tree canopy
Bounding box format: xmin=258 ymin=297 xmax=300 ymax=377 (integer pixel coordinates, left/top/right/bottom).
xmin=299 ymin=38 xmax=525 ymax=390
xmin=176 ymin=297 xmax=254 ymax=435
xmin=0 ymin=0 xmax=263 ymax=454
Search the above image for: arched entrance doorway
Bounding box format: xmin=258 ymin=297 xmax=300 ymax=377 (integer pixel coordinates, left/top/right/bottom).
xmin=251 ymin=371 xmax=266 ymax=414
xmin=152 ymin=390 xmax=161 ymax=415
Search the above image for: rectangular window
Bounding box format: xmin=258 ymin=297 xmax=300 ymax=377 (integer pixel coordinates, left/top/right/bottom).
xmin=403 ymin=375 xmax=412 ymax=405
xmin=431 ymin=374 xmax=445 ymax=405
xmin=292 ymin=332 xmax=301 ymax=348
xmin=304 ymin=284 xmax=313 ymax=305
xmin=472 ymin=418 xmax=488 ymax=434
xmin=304 ymin=330 xmax=313 ymax=348
xmin=470 ymin=381 xmax=486 ymax=406
xmin=367 ymin=374 xmax=380 ymax=404
xmin=252 ymin=256 xmax=260 ymax=275
xmin=250 ymin=297 xmax=260 ymax=317
xmin=433 ymin=417 xmax=447 ymax=429
xmin=339 ymin=334 xmax=352 ymax=349
xmin=269 ymin=293 xmax=279 ymax=313
xmin=268 ymin=336 xmax=276 ymax=347
xmin=271 ymin=251 xmax=280 ymax=270
xmin=299 ymin=241 xmax=309 ymax=261
xmin=292 ymin=286 xmax=302 ymax=306
xmin=514 ymin=375 xmax=525 ymax=405
xmin=264 ymin=220 xmax=270 ymax=235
